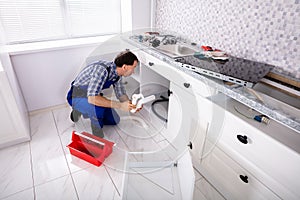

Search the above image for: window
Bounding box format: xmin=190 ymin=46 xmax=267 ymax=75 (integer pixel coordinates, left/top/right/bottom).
xmin=0 ymin=0 xmax=121 ymax=44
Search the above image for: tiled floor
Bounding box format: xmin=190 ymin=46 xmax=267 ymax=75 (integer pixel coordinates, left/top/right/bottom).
xmin=1 ymin=103 xmax=216 ymax=200
xmin=0 ymin=77 xmax=214 ymax=199
xmin=0 ymin=105 xmax=210 ymax=200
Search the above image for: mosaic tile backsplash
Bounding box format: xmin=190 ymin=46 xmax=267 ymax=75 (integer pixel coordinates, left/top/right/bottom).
xmin=155 ymin=0 xmax=300 ymax=80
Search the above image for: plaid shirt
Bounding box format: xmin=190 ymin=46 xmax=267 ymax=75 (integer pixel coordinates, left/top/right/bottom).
xmin=73 ymin=60 xmax=126 ymax=99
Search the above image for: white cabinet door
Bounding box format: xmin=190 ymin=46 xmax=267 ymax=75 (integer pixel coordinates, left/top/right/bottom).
xmin=119 ymin=70 xmax=196 ymax=199
xmin=0 ymin=71 xmax=30 ymax=148
xmin=120 ymin=150 xmax=194 ymax=200
xmin=165 ymin=82 xmax=202 ymax=199
xmin=168 ymin=81 xmax=224 ymax=164
xmin=168 ymin=82 xmax=206 ymax=152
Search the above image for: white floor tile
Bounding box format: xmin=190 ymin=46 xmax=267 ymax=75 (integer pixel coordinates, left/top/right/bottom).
xmin=30 ymin=111 xmax=69 ymax=185
xmin=193 ymin=185 xmax=207 ymax=200
xmin=102 ymin=126 xmax=128 ymax=150
xmin=72 ymin=166 xmax=118 ymax=200
xmin=105 ymin=166 xmax=126 ymax=198
xmin=0 ymin=142 xmax=33 ymax=199
xmin=102 ymin=126 xmax=130 ymax=170
xmin=114 ymin=115 xmax=164 ymax=153
xmin=35 ymin=175 xmax=77 ymax=200
xmin=195 ymin=178 xmax=225 ymax=200
xmin=2 ymin=188 xmax=34 ymax=200
xmin=130 ymin=167 xmax=175 ymax=194
xmin=123 ymin=166 xmax=181 ymax=200
xmin=194 ymin=167 xmax=204 ymax=181
xmin=52 ymin=106 xmax=73 ymax=135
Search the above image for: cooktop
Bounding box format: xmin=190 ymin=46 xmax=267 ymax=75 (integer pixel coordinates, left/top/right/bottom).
xmin=174 ymin=54 xmax=275 ymax=87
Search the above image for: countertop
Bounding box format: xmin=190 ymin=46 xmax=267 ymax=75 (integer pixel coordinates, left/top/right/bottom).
xmin=122 ymin=33 xmax=300 ymax=133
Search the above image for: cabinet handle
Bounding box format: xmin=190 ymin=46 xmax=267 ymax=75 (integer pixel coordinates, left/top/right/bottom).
xmin=183 ymin=83 xmax=190 ymax=88
xmin=148 ymin=62 xmax=154 ymax=66
xmin=237 ymin=135 xmax=248 ymax=144
xmin=239 ymin=175 xmax=249 ymax=183
xmin=187 ymin=142 xmax=193 ymax=149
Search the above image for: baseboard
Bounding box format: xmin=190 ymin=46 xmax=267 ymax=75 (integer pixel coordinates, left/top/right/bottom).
xmin=29 ymin=103 xmax=69 ymax=116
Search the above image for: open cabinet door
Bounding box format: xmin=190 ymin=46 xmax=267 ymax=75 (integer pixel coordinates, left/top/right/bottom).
xmin=177 ymin=150 xmax=195 ymax=200
xmin=117 ymin=80 xmax=196 ymax=200
xmin=164 ymin=81 xmax=198 ymax=200
xmin=119 ymin=150 xmax=195 ymax=200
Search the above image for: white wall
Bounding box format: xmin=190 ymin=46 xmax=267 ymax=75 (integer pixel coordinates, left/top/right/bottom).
xmin=132 ymin=0 xmax=152 ymax=30
xmin=11 ymin=45 xmax=96 ymax=111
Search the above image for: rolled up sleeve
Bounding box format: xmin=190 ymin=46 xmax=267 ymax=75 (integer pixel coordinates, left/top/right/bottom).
xmin=113 ymin=77 xmax=127 ymax=99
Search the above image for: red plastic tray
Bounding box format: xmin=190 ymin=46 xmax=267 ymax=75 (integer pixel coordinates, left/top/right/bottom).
xmin=67 ymin=131 xmax=114 ymax=166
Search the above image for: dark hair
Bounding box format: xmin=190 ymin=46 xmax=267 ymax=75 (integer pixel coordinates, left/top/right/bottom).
xmin=114 ymin=50 xmax=138 ymax=67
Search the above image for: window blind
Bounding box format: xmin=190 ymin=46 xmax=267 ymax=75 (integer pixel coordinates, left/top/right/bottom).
xmin=0 ymin=0 xmax=121 ymax=44
xmin=66 ymin=0 xmax=121 ymax=37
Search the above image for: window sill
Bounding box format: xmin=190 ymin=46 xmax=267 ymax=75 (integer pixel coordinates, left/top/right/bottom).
xmin=0 ymin=35 xmax=116 ymax=55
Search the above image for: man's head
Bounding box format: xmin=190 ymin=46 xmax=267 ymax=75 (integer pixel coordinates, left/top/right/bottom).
xmin=114 ymin=50 xmax=138 ymax=77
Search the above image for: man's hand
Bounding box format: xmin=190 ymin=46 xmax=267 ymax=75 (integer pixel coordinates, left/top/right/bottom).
xmin=119 ymin=101 xmax=136 ymax=112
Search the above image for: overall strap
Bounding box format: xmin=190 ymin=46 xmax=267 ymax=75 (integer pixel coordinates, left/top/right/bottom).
xmin=97 ymin=62 xmax=120 ymax=83
xmin=96 ymin=62 xmax=111 ymax=82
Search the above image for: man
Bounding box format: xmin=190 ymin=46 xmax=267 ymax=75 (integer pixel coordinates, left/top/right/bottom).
xmin=67 ymin=50 xmax=139 ymax=138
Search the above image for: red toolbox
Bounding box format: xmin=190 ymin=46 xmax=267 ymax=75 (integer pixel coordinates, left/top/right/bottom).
xmin=67 ymin=131 xmax=114 ymax=166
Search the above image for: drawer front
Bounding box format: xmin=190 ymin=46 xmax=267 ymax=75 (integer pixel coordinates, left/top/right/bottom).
xmin=201 ymin=145 xmax=280 ymax=200
xmin=219 ymin=112 xmax=300 ymax=198
xmin=138 ymin=51 xmax=215 ymax=97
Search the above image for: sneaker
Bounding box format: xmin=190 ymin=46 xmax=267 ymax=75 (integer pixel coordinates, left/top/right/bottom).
xmin=70 ymin=110 xmax=82 ymax=122
xmin=91 ymin=124 xmax=104 ymax=138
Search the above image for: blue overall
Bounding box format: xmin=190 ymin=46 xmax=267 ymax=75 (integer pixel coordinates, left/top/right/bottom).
xmin=67 ymin=78 xmax=120 ymax=129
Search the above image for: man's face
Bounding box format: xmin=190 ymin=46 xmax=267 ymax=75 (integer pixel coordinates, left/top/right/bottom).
xmin=123 ymin=60 xmax=138 ymax=77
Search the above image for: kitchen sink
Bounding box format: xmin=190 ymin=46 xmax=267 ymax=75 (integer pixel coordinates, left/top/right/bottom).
xmin=155 ymin=44 xmax=197 ymax=58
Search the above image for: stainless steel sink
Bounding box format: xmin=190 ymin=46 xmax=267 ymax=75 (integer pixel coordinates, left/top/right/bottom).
xmin=155 ymin=44 xmax=196 ymax=58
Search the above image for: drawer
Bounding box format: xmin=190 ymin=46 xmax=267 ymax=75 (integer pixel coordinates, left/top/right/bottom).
xmin=201 ymin=144 xmax=280 ymax=200
xmin=137 ymin=50 xmax=172 ymax=76
xmin=173 ymin=74 xmax=216 ymax=98
xmin=219 ymin=111 xmax=300 ymax=199
xmin=137 ymin=51 xmax=215 ymax=97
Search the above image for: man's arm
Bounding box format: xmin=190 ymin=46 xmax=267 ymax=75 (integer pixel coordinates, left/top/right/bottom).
xmin=88 ymin=95 xmax=134 ymax=111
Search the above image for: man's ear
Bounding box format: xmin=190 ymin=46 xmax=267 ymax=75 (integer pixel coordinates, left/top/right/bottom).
xmin=122 ymin=64 xmax=127 ymax=70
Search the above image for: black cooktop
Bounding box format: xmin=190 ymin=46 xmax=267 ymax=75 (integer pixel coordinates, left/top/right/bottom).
xmin=175 ymin=54 xmax=275 ymax=87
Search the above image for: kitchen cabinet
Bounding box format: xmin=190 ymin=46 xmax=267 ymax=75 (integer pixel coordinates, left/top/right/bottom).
xmin=0 ymin=70 xmax=30 ymax=149
xmin=168 ymin=82 xmax=207 ymax=161
xmin=134 ymin=47 xmax=300 ymax=200
xmin=218 ymin=99 xmax=300 ymax=199
xmin=194 ymin=96 xmax=300 ymax=199
xmin=118 ymin=50 xmax=197 ymax=200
